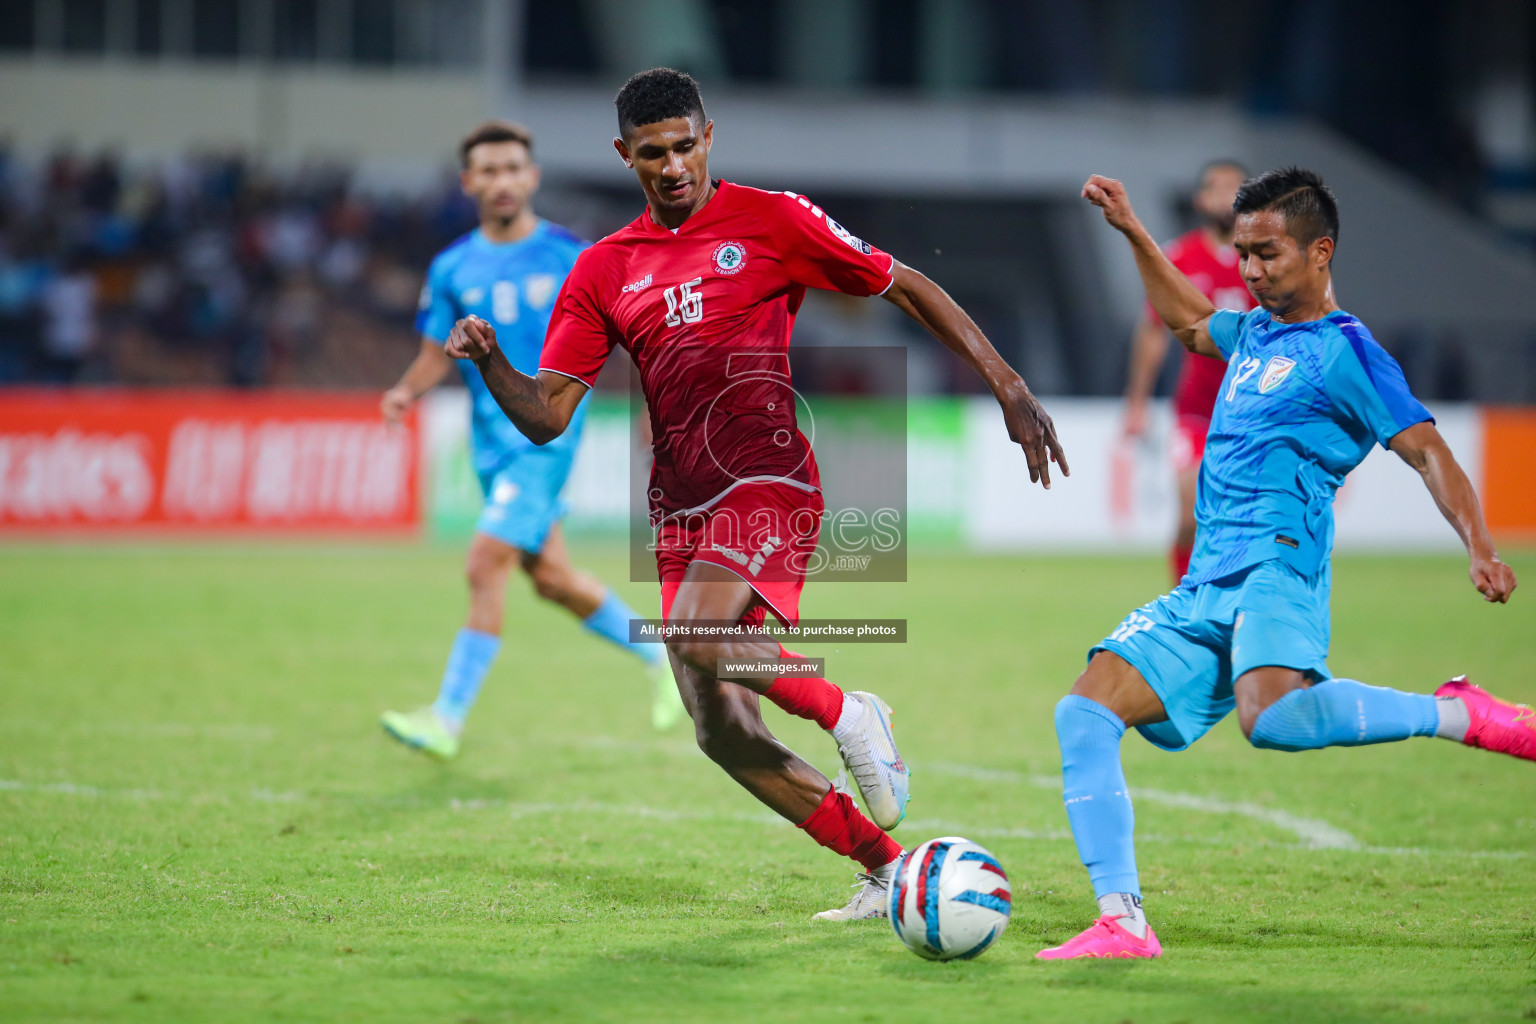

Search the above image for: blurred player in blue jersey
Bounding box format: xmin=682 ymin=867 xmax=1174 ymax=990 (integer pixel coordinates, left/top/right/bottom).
xmin=1039 ymin=168 xmax=1530 ymax=960
xmin=379 ymin=121 xmax=682 ymax=760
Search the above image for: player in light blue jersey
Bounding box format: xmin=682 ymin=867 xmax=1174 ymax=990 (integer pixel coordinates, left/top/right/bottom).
xmin=1036 ymin=168 xmax=1530 ymax=960
xmin=379 ymin=121 xmax=682 ymax=760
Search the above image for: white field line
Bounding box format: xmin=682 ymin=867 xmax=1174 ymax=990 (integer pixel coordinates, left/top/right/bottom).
xmin=1131 ymin=787 xmax=1361 ymax=851
xmin=2 ymin=776 xmax=1528 ymax=861
xmin=577 ymin=740 xmax=1356 ymax=847
xmin=925 ymin=762 xmax=1363 ymax=851
xmin=1 ymin=721 xmax=276 ymax=742
xmin=504 ymin=800 xmax=782 ymax=826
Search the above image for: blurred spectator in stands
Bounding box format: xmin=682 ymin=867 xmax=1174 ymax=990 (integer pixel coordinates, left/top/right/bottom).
xmin=0 ymin=147 xmax=480 ymax=389
xmin=40 ymin=248 xmax=98 ymax=382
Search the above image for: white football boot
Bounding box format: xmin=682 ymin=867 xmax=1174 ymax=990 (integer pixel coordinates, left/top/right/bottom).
xmin=812 ymin=861 xmax=897 ymax=921
xmin=833 ymin=692 xmax=910 ymax=830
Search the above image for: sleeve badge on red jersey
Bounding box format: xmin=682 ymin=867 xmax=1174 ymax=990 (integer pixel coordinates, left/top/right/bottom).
xmin=826 ymin=217 xmax=874 ymax=255
xmin=712 ymin=241 xmax=748 ymax=275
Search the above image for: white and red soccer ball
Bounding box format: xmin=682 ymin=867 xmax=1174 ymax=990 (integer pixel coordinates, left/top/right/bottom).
xmin=887 ymin=837 xmax=1012 ymax=961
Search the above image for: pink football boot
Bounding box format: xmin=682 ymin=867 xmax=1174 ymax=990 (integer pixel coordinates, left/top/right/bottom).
xmin=1435 ymin=677 xmax=1536 ymax=762
xmin=1035 ymin=915 xmax=1162 ymax=960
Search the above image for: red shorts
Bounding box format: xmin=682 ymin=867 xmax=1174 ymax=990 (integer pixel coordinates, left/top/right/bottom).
xmin=1170 ymin=414 xmax=1210 ymax=474
xmin=656 ymin=480 xmax=824 ymax=629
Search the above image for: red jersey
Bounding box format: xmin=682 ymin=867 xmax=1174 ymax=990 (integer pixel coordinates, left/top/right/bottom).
xmin=540 ymin=180 xmax=895 ymax=520
xmin=1145 ymin=229 xmax=1255 ymax=419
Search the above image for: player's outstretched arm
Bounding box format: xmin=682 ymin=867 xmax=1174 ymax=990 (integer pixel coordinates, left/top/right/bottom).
xmin=1082 ymin=175 xmax=1222 ymax=359
xmin=1389 ymin=421 xmax=1517 ymax=603
xmin=445 ymin=315 xmax=586 ymax=445
xmin=1124 ymin=312 xmax=1170 ymax=438
xmin=381 ymin=339 xmax=455 ymax=426
xmin=883 ymin=261 xmax=1068 ymax=488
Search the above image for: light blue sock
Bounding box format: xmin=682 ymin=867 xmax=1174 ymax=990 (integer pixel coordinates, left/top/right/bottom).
xmin=1249 ymin=679 xmax=1440 ymax=751
xmin=582 ymin=591 xmax=665 ymax=666
xmin=432 ymin=628 xmax=501 ymax=728
xmin=1056 ymin=695 xmax=1140 ymax=899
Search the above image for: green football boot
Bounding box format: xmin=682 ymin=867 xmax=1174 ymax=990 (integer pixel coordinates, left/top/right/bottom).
xmin=380 ymin=705 xmax=460 ymax=760
xmin=649 ymin=660 xmax=688 ymax=732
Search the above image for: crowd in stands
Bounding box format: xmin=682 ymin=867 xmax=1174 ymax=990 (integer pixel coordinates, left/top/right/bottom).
xmin=0 ymin=147 xmax=478 ymax=388
xmin=0 ymin=146 xmax=951 ymax=396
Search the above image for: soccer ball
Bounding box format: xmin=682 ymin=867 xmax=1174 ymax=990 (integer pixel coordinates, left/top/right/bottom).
xmin=887 ymin=837 xmax=1012 ymax=961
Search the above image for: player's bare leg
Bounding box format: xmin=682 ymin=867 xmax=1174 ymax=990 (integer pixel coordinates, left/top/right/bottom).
xmin=382 ymin=527 xmax=683 ymax=758
xmin=515 ymin=524 xmax=604 ymax=619
xmin=1038 ymin=651 xmax=1165 ymax=960
xmin=666 ymin=562 xmax=910 ymax=829
xmin=380 ymin=532 xmax=520 ymax=759
xmin=511 ymin=524 xmax=683 ymax=730
xmin=664 ymin=563 xmax=906 ymax=919
xmin=464 ymin=531 xmax=520 ymax=633
xmin=515 ymin=526 xmax=686 ymax=730
xmin=671 ymin=655 xmax=829 ymax=823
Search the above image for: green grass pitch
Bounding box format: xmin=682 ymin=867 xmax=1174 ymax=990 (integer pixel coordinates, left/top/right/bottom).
xmin=1 ymin=543 xmax=1532 ymax=1023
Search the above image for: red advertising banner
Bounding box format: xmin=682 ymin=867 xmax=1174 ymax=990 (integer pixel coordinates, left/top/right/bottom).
xmin=0 ymin=390 xmax=419 ymax=534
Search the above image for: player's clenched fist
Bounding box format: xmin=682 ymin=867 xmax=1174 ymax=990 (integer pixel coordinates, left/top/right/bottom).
xmin=1470 ymin=554 xmax=1518 ymax=604
xmin=1081 ymin=175 xmax=1142 ymax=235
xmin=446 ymin=315 xmax=498 ymax=361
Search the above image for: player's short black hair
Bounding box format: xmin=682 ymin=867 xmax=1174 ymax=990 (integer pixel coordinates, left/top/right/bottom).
xmin=459 ymin=120 xmax=533 ymax=168
xmin=615 ymin=68 xmax=706 ymax=138
xmin=1233 ymin=167 xmax=1340 ymax=249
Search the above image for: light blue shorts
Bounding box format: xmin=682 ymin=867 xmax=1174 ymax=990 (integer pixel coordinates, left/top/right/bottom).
xmin=1090 ymin=559 xmax=1333 ymax=751
xmin=474 ymin=441 xmax=578 ymax=554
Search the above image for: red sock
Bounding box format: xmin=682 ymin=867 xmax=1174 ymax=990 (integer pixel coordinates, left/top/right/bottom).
xmin=798 ymin=787 xmax=902 ymax=872
xmin=763 ymin=645 xmax=844 ymax=730
xmin=1171 ymin=542 xmax=1193 ymax=582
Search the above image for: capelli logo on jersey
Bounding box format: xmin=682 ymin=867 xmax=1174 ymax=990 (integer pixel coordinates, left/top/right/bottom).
xmin=621 ymin=273 xmax=654 ymax=294
xmin=711 ymin=543 xmax=749 ymax=567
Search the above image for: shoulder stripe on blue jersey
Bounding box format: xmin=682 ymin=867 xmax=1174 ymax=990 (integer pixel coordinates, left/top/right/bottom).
xmin=1330 ymin=313 xmax=1379 ymax=389
xmin=437 ymin=229 xmax=477 ymax=259
xmin=1331 ymin=313 xmax=1433 ymax=434
xmin=543 ymin=223 xmax=587 ymax=247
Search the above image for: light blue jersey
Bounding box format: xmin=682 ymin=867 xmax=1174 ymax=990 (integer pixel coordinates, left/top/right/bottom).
xmin=416 ymin=221 xmax=591 ymax=477
xmin=1093 ymin=307 xmax=1435 ymax=751
xmin=416 ymin=220 xmax=590 ymax=553
xmin=1186 ymin=308 xmax=1433 ymax=587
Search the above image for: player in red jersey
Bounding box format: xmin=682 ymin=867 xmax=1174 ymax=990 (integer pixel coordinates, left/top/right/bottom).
xmin=444 ymin=68 xmax=1067 ymax=921
xmin=1121 ymin=160 xmax=1254 ymax=582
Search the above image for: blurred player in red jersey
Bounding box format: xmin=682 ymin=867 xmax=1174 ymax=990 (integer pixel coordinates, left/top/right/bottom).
xmin=1121 ymin=161 xmax=1254 ymax=582
xmin=445 ymin=68 xmax=1067 ymax=921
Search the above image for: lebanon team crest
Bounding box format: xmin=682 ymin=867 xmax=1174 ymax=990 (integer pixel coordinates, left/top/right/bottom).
xmin=1259 ymin=355 xmax=1298 ymax=394
xmin=712 ymin=241 xmax=747 ymax=275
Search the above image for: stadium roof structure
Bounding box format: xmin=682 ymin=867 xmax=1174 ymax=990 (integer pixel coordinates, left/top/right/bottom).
xmin=517 ymin=86 xmax=1536 ymax=338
